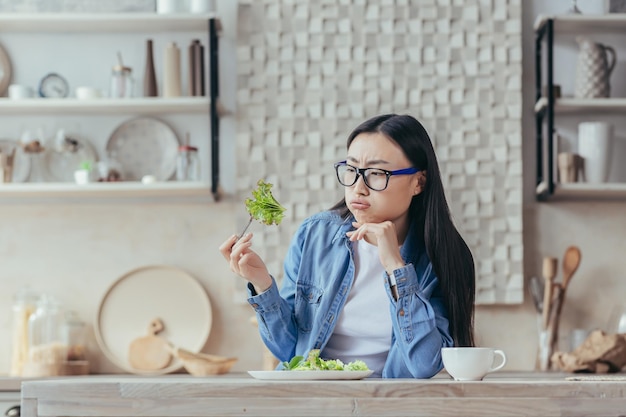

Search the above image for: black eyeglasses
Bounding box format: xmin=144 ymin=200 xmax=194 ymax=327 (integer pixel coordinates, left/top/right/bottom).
xmin=334 ymin=161 xmax=420 ymax=191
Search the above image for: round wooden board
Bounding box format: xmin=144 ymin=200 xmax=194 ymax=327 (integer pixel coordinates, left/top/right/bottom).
xmin=94 ymin=265 xmax=212 ymax=375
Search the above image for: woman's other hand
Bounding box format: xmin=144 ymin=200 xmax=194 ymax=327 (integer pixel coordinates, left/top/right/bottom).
xmin=219 ymin=233 xmax=272 ymax=292
xmin=346 ymin=221 xmax=405 ymax=274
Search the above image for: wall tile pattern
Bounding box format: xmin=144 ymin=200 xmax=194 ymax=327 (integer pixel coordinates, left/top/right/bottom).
xmin=236 ymin=0 xmax=524 ymax=304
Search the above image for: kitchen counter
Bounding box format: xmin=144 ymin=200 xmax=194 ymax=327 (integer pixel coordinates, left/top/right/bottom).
xmin=0 ymin=375 xmax=95 ymax=392
xmin=0 ymin=377 xmax=23 ymax=392
xmin=20 ymin=372 xmax=626 ymax=417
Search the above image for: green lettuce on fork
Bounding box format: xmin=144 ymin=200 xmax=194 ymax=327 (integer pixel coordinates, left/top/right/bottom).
xmin=282 ymin=349 xmax=370 ymax=371
xmin=238 ymin=179 xmax=286 ymax=238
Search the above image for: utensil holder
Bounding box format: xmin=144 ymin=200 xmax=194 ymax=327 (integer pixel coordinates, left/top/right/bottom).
xmin=536 ymin=286 xmax=564 ymax=371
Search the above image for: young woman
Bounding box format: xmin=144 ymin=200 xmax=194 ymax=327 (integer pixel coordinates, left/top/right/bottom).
xmin=220 ymin=113 xmax=475 ymax=378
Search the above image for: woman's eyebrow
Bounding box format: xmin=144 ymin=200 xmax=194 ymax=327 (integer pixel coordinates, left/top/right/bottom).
xmin=346 ymin=156 xmax=391 ymax=165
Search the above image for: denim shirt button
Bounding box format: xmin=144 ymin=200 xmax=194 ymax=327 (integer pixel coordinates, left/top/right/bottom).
xmin=398 ymin=309 xmax=405 ymax=316
xmin=251 ymin=303 xmax=259 ymax=308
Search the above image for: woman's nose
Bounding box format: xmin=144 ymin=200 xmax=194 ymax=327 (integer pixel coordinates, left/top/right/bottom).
xmin=353 ymin=174 xmax=369 ymax=194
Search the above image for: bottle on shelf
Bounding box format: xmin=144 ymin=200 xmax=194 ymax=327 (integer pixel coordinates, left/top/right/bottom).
xmin=176 ymin=133 xmax=200 ymax=181
xmin=188 ymin=40 xmax=196 ymax=96
xmin=188 ymin=39 xmax=205 ymax=97
xmin=143 ymin=39 xmax=158 ymax=97
xmin=163 ymin=42 xmax=181 ymax=97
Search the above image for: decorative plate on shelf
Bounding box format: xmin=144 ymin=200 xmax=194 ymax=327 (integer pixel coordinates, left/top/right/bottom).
xmin=0 ymin=139 xmax=30 ymax=183
xmin=45 ymin=137 xmax=98 ymax=182
xmin=94 ymin=265 xmax=213 ymax=375
xmin=106 ymin=117 xmax=180 ymax=181
xmin=0 ymin=43 xmax=11 ymax=96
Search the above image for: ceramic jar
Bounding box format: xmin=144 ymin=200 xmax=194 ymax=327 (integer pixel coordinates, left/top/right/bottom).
xmin=575 ymin=37 xmax=617 ymax=98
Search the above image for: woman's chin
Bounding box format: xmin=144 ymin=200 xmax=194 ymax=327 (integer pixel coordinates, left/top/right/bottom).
xmin=352 ymin=211 xmax=376 ymax=224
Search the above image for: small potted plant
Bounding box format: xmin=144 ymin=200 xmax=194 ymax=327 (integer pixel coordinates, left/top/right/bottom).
xmin=74 ymin=160 xmax=93 ymax=185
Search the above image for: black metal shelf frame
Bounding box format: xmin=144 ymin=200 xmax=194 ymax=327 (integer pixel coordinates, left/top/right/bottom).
xmin=208 ymin=17 xmax=220 ymax=200
xmin=535 ymin=18 xmax=555 ymax=201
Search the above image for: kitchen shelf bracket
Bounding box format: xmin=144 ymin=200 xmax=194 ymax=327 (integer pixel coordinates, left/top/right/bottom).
xmin=209 ymin=17 xmax=220 ymax=201
xmin=535 ymin=18 xmax=555 ymax=201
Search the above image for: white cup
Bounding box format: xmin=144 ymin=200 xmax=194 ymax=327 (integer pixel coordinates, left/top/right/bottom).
xmin=75 ymin=86 xmax=101 ymax=100
xmin=8 ymin=84 xmax=34 ymax=99
xmin=441 ymin=347 xmax=507 ymax=381
xmin=189 ymin=0 xmax=215 ymax=13
xmin=578 ymin=121 xmax=614 ymax=183
xmin=156 ymin=0 xmax=185 ymax=13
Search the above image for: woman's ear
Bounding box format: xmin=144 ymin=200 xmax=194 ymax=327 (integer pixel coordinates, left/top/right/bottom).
xmin=414 ymin=171 xmax=427 ymax=195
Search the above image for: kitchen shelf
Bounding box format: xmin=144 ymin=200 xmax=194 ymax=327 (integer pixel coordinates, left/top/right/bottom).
xmin=0 ymin=12 xmax=220 ymax=32
xmin=534 ymin=97 xmax=626 ymax=115
xmin=0 ymin=13 xmax=222 ymax=199
xmin=534 ymin=14 xmax=626 ymax=34
xmin=0 ymin=97 xmax=210 ymax=115
xmin=0 ymin=181 xmax=214 ymax=200
xmin=536 ymin=182 xmax=626 ymax=201
xmin=534 ymin=14 xmax=626 ymax=201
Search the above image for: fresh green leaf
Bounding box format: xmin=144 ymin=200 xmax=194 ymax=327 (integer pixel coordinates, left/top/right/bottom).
xmin=245 ymin=179 xmax=286 ymax=226
xmin=283 ymin=356 xmax=304 ymax=370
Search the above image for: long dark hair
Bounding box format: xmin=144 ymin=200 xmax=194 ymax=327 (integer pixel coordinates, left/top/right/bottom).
xmin=330 ymin=114 xmax=475 ymax=347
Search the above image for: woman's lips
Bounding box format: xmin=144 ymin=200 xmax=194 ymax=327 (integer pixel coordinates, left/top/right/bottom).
xmin=350 ymin=200 xmax=370 ymax=210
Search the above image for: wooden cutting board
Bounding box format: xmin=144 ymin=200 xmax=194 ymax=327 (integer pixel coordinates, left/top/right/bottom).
xmin=128 ymin=318 xmax=172 ymax=371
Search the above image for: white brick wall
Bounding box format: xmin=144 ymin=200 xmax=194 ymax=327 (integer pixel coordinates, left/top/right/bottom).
xmin=236 ymin=0 xmax=524 ymax=305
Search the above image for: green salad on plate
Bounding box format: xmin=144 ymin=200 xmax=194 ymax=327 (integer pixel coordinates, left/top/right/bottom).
xmin=281 ymin=349 xmax=370 ymax=371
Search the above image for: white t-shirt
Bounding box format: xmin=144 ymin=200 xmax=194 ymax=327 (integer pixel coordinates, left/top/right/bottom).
xmin=323 ymin=239 xmax=392 ymax=377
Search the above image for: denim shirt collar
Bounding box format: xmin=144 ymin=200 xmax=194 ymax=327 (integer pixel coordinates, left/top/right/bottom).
xmin=330 ymin=214 xmax=355 ymax=245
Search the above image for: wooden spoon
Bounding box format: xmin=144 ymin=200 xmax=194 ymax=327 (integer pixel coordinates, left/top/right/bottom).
xmin=561 ymin=246 xmax=582 ymax=293
xmin=548 ymin=246 xmax=582 ymax=359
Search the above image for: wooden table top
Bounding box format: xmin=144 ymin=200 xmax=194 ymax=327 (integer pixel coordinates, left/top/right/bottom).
xmin=20 ymin=372 xmax=626 ymax=417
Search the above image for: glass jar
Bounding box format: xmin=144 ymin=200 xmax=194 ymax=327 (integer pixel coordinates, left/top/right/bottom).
xmin=27 ymin=294 xmax=66 ymax=367
xmin=176 ymin=145 xmax=200 ymax=181
xmin=96 ymin=151 xmax=123 ymax=182
xmin=110 ymin=65 xmax=133 ymax=98
xmin=10 ymin=287 xmax=39 ymax=376
xmin=62 ymin=310 xmax=87 ymax=361
xmin=27 ymin=152 xmax=49 ymax=183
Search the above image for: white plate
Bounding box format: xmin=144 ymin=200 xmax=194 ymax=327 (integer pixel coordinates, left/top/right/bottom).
xmin=0 ymin=43 xmax=11 ymax=96
xmin=45 ymin=137 xmax=97 ymax=182
xmin=0 ymin=139 xmax=30 ymax=182
xmin=94 ymin=265 xmax=213 ymax=375
xmin=248 ymin=370 xmax=373 ymax=380
xmin=106 ymin=117 xmax=179 ymax=181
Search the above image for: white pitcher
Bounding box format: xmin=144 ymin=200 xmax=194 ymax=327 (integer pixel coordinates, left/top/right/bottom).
xmin=575 ymin=37 xmax=617 ymax=98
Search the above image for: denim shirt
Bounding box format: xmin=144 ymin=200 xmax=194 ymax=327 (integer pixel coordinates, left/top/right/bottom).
xmin=247 ymin=210 xmax=453 ymax=378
